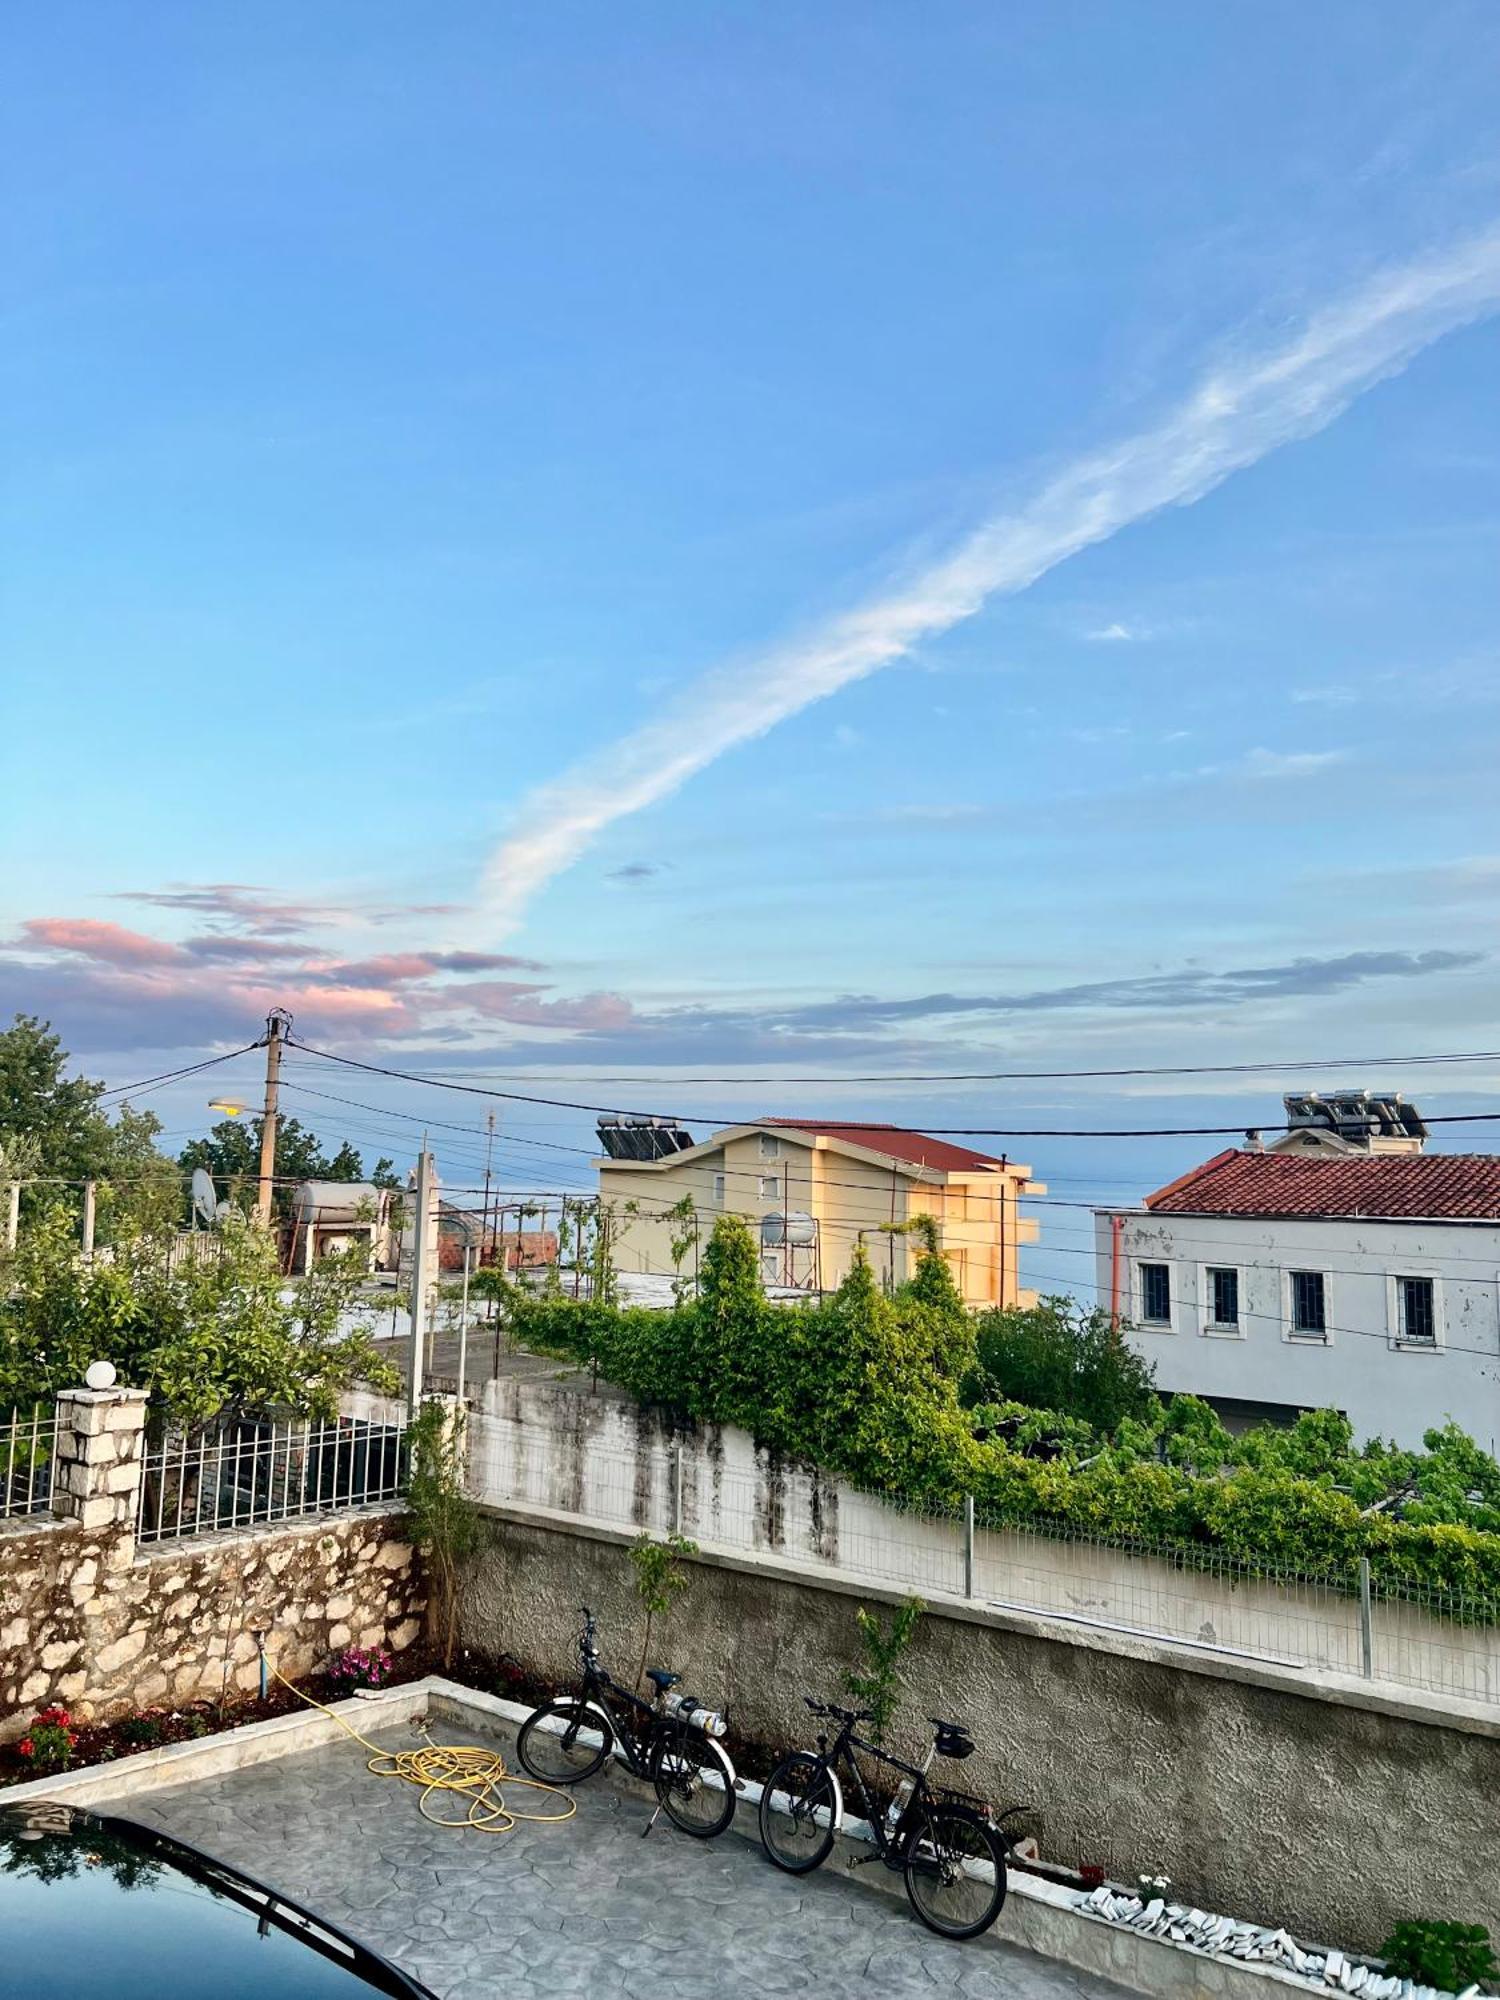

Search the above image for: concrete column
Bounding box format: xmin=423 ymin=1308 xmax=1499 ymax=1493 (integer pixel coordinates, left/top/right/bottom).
xmin=52 ymin=1387 xmax=150 ymax=1535
xmin=81 ymin=1181 xmax=97 ymax=1258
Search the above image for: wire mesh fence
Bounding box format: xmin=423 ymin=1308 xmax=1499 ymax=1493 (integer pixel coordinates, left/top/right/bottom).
xmin=136 ymin=1413 xmax=408 ymax=1545
xmin=0 ymin=1404 xmax=60 ymax=1523
xmin=466 ymin=1411 xmax=1500 ymax=1707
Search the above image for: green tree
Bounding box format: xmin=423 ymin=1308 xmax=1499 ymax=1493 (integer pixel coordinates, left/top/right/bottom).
xmin=964 ymin=1294 xmax=1158 ymax=1435
xmin=628 ymin=1531 xmax=697 ymax=1690
xmin=843 ymin=1597 xmax=924 ymax=1746
xmin=405 ymin=1400 xmax=482 ymax=1669
xmin=0 ymin=1016 xmax=109 ymax=1188
xmin=0 ymin=1204 xmax=398 ymax=1421
xmin=178 ymin=1116 xmax=370 ymax=1217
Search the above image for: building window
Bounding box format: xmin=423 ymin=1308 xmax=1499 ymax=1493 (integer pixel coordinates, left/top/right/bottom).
xmin=1289 ymin=1270 xmax=1327 ymax=1339
xmin=758 ymin=1174 xmax=780 ymax=1200
xmin=712 ymin=1173 xmax=726 ymax=1205
xmin=1396 ymin=1276 xmax=1436 ymax=1346
xmin=1139 ymin=1263 xmax=1171 ymax=1325
xmin=1207 ymin=1267 xmax=1239 ymax=1328
xmin=758 ymin=1133 xmax=781 ymax=1159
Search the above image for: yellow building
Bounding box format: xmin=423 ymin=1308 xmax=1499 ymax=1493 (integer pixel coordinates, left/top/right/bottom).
xmin=595 ymin=1119 xmax=1044 ymax=1309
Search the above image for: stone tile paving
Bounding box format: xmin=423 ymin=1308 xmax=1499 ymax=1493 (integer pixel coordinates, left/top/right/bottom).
xmin=121 ymin=1722 xmax=1138 ymax=2000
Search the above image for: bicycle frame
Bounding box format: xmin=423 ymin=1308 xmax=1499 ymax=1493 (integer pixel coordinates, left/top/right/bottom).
xmin=810 ymin=1717 xmax=936 ymax=1861
xmin=560 ymin=1656 xmax=661 ymax=1778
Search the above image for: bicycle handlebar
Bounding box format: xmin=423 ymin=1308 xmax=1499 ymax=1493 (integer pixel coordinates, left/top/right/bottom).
xmin=804 ymin=1697 xmax=873 ymax=1725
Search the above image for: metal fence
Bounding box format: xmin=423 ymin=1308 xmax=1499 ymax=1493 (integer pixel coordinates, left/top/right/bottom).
xmin=467 ymin=1412 xmax=1500 ymax=1709
xmin=0 ymin=1404 xmax=60 ymax=1523
xmin=136 ymin=1413 xmax=408 ymax=1545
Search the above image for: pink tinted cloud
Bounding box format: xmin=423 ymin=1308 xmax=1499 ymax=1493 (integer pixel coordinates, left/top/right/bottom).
xmin=5 ymin=905 xmax=620 ymax=1051
xmin=20 ymin=918 xmax=185 ymax=967
xmin=455 ymin=983 xmax=636 ymax=1031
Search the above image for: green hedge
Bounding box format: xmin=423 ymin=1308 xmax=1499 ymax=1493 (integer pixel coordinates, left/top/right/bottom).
xmin=507 ymin=1216 xmax=1500 ymax=1612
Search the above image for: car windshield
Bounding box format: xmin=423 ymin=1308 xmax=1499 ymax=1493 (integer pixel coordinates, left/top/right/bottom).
xmin=0 ymin=1804 xmax=432 ymax=2000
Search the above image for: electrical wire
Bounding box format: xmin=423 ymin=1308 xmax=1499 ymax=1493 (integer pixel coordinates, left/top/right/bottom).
xmin=287 ymin=1038 xmax=1500 ymax=1141
xmin=388 ymin=1047 xmax=1500 ymax=1086
xmin=97 ymin=1045 xmax=264 ymax=1100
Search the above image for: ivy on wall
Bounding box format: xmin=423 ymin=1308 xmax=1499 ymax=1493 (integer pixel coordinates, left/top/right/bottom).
xmin=504 ymin=1214 xmax=1500 ymax=1610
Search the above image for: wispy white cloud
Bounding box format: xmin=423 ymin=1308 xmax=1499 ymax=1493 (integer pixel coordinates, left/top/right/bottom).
xmin=479 ymin=225 xmax=1500 ymax=937
xmin=1236 ymin=746 xmax=1348 ymax=779
xmin=1085 ymin=621 xmax=1138 ymax=642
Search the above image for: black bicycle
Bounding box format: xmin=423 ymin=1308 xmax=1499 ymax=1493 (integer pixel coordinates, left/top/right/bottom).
xmin=516 ymin=1608 xmax=737 ymax=1838
xmin=758 ymin=1700 xmax=1007 ymax=1939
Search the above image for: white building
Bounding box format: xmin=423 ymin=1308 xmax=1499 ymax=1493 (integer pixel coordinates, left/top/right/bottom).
xmin=1095 ymin=1143 xmax=1500 ymax=1452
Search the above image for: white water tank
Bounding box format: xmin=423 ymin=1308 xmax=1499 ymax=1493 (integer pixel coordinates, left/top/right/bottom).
xmin=760 ymin=1211 xmax=815 ymax=1247
xmin=291 ymin=1181 xmax=382 ymax=1227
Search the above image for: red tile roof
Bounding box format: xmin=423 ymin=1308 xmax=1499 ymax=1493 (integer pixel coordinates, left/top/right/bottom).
xmin=758 ymin=1119 xmax=1011 ymax=1175
xmin=1145 ymin=1148 xmax=1500 ymax=1221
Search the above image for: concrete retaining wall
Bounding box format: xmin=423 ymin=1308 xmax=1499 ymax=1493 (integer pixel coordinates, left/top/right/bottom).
xmin=458 ymin=1507 xmax=1499 ymax=1954
xmin=467 ymin=1371 xmax=1500 ymax=1704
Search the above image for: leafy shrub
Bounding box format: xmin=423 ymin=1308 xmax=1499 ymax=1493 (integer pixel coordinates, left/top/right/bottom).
xmin=17 ymin=1705 xmax=78 ymax=1772
xmin=964 ymin=1295 xmax=1158 ymax=1434
xmin=501 ymin=1217 xmax=1500 ymax=1614
xmin=1378 ymin=1921 xmax=1496 ymax=1992
xmin=844 ymin=1597 xmax=923 ymax=1745
xmin=327 ymin=1645 xmax=393 ymax=1692
xmin=117 ymin=1710 xmax=165 ymax=1746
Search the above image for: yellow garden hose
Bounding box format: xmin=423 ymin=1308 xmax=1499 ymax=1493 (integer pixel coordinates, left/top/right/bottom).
xmin=261 ymin=1650 xmax=578 ymax=1835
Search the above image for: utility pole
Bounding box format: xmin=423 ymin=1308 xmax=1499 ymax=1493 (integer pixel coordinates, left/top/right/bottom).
xmin=481 ymin=1110 xmax=496 ymax=1305
xmin=407 ymin=1147 xmax=437 ymax=1421
xmin=255 ymin=1008 xmax=291 ymax=1227
xmin=3 ymin=1181 xmax=18 ymax=1254
xmin=81 ymin=1181 xmax=97 ymax=1259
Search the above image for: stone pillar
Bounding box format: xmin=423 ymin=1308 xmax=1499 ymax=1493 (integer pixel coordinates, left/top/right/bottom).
xmin=52 ymin=1387 xmax=149 ymax=1534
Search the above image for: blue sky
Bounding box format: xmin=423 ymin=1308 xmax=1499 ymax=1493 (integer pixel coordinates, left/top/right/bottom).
xmin=4 ymin=3 xmax=1500 ymax=1246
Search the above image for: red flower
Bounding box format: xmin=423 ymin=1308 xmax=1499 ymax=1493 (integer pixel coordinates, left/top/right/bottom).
xmin=18 ymin=1739 xmax=33 ymax=1758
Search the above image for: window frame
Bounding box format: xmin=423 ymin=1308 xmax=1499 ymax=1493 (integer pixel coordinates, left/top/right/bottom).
xmin=757 ymin=1133 xmax=782 ymax=1160
xmin=712 ymin=1172 xmax=726 ymax=1206
xmin=1283 ymin=1268 xmax=1330 ymax=1344
xmin=1135 ymin=1260 xmax=1173 ymax=1330
xmin=757 ymin=1173 xmax=780 ymax=1201
xmin=1388 ymin=1271 xmax=1443 ymax=1351
xmin=1199 ymin=1263 xmax=1245 ymax=1338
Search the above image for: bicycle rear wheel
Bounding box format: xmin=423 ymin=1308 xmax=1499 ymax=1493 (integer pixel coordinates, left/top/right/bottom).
xmin=758 ymin=1752 xmax=839 ymax=1874
xmin=516 ymin=1697 xmax=613 ymax=1784
xmin=649 ymin=1725 xmax=736 ymax=1838
xmin=901 ymin=1801 xmax=1006 ymax=1939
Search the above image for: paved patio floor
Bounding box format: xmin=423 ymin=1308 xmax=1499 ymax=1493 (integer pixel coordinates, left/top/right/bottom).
xmin=122 ymin=1720 xmax=1138 ymax=2000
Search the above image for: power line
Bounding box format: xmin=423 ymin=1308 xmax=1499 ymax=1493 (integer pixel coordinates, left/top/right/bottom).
xmin=399 ymin=1047 xmax=1500 ymax=1086
xmin=97 ymin=1044 xmax=263 ymax=1100
xmin=287 ymin=1037 xmax=1500 ymax=1140
xmin=267 ymin=1065 xmax=1500 ymax=1271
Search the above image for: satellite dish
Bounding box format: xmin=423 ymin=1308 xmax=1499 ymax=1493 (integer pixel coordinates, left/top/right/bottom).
xmin=191 ymin=1168 xmax=219 ymax=1230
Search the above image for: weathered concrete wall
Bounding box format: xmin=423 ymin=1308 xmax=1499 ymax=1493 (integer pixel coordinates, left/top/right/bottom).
xmin=0 ymin=1506 xmax=422 ymax=1734
xmin=468 ymin=1371 xmax=1500 ymax=1703
xmin=459 ymin=1510 xmax=1498 ymax=1955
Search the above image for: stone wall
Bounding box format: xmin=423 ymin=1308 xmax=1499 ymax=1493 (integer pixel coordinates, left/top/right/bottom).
xmin=0 ymin=1386 xmax=424 ymax=1734
xmin=460 ymin=1510 xmax=1499 ymax=1955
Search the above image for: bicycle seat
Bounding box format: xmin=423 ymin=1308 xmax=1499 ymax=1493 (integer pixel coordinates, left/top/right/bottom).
xmin=928 ymin=1716 xmax=971 ymax=1735
xmin=645 ymin=1668 xmax=681 ymax=1692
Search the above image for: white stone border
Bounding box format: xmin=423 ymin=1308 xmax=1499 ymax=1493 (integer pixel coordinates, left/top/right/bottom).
xmin=0 ymin=1677 xmax=1418 ymax=2000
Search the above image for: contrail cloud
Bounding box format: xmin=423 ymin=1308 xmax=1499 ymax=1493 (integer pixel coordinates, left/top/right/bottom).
xmin=480 ymin=227 xmax=1500 ymax=936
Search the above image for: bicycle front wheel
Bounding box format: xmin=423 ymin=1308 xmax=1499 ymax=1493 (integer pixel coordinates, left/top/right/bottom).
xmin=649 ymin=1726 xmax=736 ymax=1838
xmin=901 ymin=1801 xmax=1006 ymax=1938
xmin=516 ymin=1697 xmax=613 ymax=1784
xmin=758 ymin=1752 xmax=839 ymax=1874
